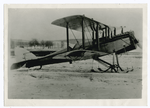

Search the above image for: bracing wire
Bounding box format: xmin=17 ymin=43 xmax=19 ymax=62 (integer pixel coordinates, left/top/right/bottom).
xmin=85 ymin=32 xmax=91 ymax=45
xmin=83 ymin=20 xmax=93 ymax=45
xmin=83 ymin=20 xmax=92 ymax=38
xmin=120 ymin=38 xmax=130 ymax=46
xmin=69 ymin=28 xmax=80 ymax=45
xmin=64 ymin=18 xmax=80 ymax=45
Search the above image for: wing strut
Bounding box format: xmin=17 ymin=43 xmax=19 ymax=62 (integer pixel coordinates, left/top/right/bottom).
xmin=114 ymin=27 xmax=116 ymax=36
xmin=96 ymin=23 xmax=100 ymax=50
xmin=108 ymin=27 xmax=110 ymax=38
xmin=66 ymin=22 xmax=69 ymax=51
xmin=105 ymin=27 xmax=107 ymax=38
xmin=92 ymin=31 xmax=95 ymax=46
xmin=82 ymin=17 xmax=85 ymax=49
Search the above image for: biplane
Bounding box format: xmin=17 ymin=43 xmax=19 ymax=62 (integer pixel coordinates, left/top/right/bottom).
xmin=11 ymin=15 xmax=141 ymax=73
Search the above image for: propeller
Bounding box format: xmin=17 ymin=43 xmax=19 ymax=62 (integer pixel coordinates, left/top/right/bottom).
xmin=132 ymin=35 xmax=142 ymax=49
xmin=136 ymin=40 xmax=142 ymax=49
xmin=127 ymin=31 xmax=142 ymax=49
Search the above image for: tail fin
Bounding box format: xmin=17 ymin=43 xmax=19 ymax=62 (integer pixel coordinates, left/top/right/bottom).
xmin=11 ymin=47 xmax=37 ymax=70
xmin=14 ymin=47 xmax=37 ymax=62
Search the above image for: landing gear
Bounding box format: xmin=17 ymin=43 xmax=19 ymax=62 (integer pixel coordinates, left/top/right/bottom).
xmin=34 ymin=65 xmax=43 ymax=70
xmin=39 ymin=65 xmax=42 ymax=70
xmin=92 ymin=52 xmax=123 ymax=73
xmin=27 ymin=65 xmax=43 ymax=71
xmin=114 ymin=52 xmax=123 ymax=72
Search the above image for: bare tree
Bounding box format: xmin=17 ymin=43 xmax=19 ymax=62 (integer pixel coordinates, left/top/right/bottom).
xmin=45 ymin=40 xmax=53 ymax=49
xmin=40 ymin=40 xmax=45 ymax=49
xmin=28 ymin=39 xmax=39 ymax=48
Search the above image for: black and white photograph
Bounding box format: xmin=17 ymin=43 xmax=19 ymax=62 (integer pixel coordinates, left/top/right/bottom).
xmin=4 ymin=4 xmax=147 ymax=106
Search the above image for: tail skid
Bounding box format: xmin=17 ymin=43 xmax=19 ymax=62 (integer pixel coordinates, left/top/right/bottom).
xmin=10 ymin=61 xmax=27 ymax=70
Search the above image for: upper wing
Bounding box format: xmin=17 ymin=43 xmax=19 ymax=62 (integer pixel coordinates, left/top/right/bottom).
xmin=51 ymin=15 xmax=109 ymax=32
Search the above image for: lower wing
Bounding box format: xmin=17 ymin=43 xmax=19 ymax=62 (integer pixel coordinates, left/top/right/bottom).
xmin=11 ymin=49 xmax=108 ymax=70
xmin=65 ymin=50 xmax=108 ymax=61
xmin=10 ymin=56 xmax=72 ymax=70
xmin=10 ymin=61 xmax=28 ymax=70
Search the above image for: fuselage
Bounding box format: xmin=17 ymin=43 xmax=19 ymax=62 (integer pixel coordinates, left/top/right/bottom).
xmin=73 ymin=31 xmax=138 ymax=54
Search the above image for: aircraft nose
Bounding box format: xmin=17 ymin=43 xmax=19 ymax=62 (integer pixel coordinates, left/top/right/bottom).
xmin=133 ymin=38 xmax=142 ymax=49
xmin=129 ymin=31 xmax=142 ymax=49
xmin=136 ymin=41 xmax=142 ymax=49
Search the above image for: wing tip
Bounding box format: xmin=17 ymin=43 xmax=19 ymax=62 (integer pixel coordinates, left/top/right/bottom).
xmin=51 ymin=15 xmax=83 ymax=25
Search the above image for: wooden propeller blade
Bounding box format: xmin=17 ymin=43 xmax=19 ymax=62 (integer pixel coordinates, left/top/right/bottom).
xmin=137 ymin=43 xmax=142 ymax=49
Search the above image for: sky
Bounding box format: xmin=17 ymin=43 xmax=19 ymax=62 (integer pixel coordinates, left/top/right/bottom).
xmin=8 ymin=8 xmax=143 ymax=44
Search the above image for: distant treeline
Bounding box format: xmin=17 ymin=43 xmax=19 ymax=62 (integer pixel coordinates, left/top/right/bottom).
xmin=28 ymin=39 xmax=53 ymax=48
xmin=11 ymin=39 xmax=54 ymax=49
xmin=10 ymin=38 xmax=90 ymax=49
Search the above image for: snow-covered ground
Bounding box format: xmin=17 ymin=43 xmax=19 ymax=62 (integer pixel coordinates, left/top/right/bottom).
xmin=8 ymin=54 xmax=142 ymax=99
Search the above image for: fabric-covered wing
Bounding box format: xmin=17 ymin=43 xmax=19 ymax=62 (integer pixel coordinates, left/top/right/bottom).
xmin=51 ymin=15 xmax=109 ymax=32
xmin=65 ymin=50 xmax=109 ymax=61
